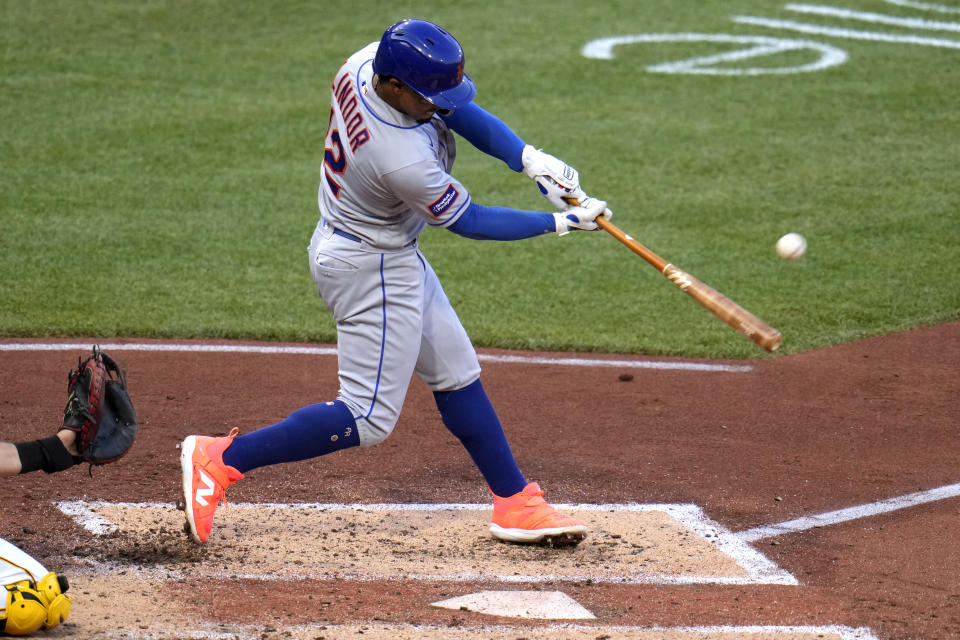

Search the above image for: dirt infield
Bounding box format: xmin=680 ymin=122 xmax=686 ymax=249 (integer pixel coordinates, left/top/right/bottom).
xmin=1 ymin=322 xmax=958 ymax=639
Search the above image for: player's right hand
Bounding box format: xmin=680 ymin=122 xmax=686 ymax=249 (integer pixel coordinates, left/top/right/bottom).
xmin=552 ymin=198 xmax=612 ymax=236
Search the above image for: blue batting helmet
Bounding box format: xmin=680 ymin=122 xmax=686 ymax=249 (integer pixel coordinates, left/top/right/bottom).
xmin=373 ymin=19 xmax=476 ymax=111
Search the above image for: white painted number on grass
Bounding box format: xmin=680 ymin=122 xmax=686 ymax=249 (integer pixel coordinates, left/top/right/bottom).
xmin=581 ymin=33 xmax=847 ymax=75
xmin=583 ymin=1 xmax=960 ymax=75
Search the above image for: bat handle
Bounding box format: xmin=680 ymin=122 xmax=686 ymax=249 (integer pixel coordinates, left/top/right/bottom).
xmin=595 ymin=217 xmax=670 ymax=272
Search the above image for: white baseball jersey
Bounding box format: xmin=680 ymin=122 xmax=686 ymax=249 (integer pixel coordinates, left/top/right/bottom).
xmin=1 ymin=537 xmax=50 ymax=593
xmin=317 ymin=42 xmax=470 ymax=249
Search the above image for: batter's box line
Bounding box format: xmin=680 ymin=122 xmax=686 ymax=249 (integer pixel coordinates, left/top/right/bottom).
xmin=54 ymin=500 xmax=796 ymax=586
xmin=559 ymin=624 xmax=881 ymax=640
xmin=374 ymin=623 xmax=881 ymax=640
xmin=64 ymin=622 xmax=883 ymax=640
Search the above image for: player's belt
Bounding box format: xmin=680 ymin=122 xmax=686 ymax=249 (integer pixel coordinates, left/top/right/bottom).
xmin=331 ymin=227 xmax=362 ymax=243
xmin=327 ymin=221 xmax=416 ymax=248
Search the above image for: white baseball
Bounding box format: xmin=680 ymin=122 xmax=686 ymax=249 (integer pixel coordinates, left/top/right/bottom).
xmin=776 ymin=233 xmax=807 ymax=260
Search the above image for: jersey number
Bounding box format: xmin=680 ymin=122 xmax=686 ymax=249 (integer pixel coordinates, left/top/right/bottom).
xmin=324 ymin=129 xmax=346 ymax=198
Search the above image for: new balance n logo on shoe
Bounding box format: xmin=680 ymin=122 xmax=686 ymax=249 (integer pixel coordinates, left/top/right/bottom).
xmin=195 ymin=469 xmax=216 ymax=507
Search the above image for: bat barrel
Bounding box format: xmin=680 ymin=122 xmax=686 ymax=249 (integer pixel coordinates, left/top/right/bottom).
xmin=596 ymin=217 xmax=782 ymax=352
xmin=662 ymin=264 xmax=782 ymax=352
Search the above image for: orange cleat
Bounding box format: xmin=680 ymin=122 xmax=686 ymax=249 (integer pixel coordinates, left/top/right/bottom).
xmin=180 ymin=427 xmax=244 ymax=543
xmin=490 ymin=482 xmax=587 ymax=546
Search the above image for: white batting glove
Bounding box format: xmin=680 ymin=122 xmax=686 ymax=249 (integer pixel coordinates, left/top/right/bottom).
xmin=521 ymin=145 xmax=584 ymax=210
xmin=552 ymin=197 xmax=612 ymax=236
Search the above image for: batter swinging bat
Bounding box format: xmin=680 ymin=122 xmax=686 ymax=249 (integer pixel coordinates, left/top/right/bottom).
xmin=562 ymin=196 xmax=781 ymax=351
xmin=597 ymin=216 xmax=782 ymax=352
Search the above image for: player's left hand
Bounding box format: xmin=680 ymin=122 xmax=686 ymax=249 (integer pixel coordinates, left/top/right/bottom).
xmin=521 ymin=145 xmax=584 ymax=210
xmin=553 ymin=197 xmax=612 ymax=236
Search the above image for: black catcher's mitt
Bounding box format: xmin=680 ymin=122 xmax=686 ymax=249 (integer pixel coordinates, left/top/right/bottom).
xmin=60 ymin=346 xmax=138 ymax=465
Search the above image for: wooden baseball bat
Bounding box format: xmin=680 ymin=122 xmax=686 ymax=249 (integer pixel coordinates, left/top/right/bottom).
xmin=595 ymin=216 xmax=782 ymax=352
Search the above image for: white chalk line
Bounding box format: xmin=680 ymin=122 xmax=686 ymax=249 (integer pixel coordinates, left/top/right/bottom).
xmin=55 ymin=500 xmax=794 ymax=585
xmin=539 ymin=624 xmax=880 ymax=640
xmin=737 ymin=481 xmax=960 ymax=542
xmin=77 ymin=622 xmax=882 ymax=640
xmin=0 ymin=341 xmax=753 ymax=372
xmin=318 ymin=623 xmax=882 ymax=640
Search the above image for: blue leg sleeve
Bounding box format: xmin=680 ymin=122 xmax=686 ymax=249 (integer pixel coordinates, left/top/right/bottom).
xmin=222 ymin=400 xmax=359 ymax=473
xmin=433 ymin=378 xmax=527 ymax=497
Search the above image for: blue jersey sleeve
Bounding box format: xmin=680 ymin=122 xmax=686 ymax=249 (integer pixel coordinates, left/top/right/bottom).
xmin=448 ymin=202 xmax=555 ymax=240
xmin=441 ymin=103 xmax=526 ymax=172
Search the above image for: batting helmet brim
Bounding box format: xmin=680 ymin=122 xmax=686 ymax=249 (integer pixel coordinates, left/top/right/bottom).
xmin=417 ymin=72 xmax=476 ymax=111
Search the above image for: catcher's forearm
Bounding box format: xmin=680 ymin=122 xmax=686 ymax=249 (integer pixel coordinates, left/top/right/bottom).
xmin=58 ymin=429 xmax=79 ymax=456
xmin=12 ymin=436 xmax=77 ymax=475
xmin=0 ymin=441 xmax=21 ymax=477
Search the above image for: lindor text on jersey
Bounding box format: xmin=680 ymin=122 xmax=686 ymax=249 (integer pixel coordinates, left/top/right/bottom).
xmin=333 ymin=71 xmax=371 ymax=152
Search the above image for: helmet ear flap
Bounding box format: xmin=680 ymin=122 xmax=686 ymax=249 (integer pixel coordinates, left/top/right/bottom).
xmin=44 ymin=593 xmax=72 ymax=629
xmin=36 ymin=572 xmax=71 ymax=629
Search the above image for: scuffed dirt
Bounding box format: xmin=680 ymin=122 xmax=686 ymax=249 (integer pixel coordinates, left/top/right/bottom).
xmin=1 ymin=323 xmax=958 ymax=639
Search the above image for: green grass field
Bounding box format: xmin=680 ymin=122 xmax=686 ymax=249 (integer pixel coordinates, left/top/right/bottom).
xmin=3 ymin=0 xmax=958 ymax=357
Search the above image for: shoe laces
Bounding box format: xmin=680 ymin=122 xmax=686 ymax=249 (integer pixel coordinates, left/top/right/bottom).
xmin=217 ymin=427 xmax=240 ymax=507
xmin=524 ymin=489 xmax=547 ymax=508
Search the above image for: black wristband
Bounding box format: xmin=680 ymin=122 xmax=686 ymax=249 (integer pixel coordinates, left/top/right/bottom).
xmin=15 ymin=435 xmax=77 ymax=474
xmin=14 ymin=440 xmax=45 ymax=474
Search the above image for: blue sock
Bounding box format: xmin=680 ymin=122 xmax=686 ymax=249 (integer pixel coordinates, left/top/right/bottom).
xmin=222 ymin=400 xmax=359 ymax=474
xmin=433 ymin=378 xmax=527 ymax=497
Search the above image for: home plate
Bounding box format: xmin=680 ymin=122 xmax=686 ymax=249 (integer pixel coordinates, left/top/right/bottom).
xmin=431 ymin=590 xmax=595 ymax=619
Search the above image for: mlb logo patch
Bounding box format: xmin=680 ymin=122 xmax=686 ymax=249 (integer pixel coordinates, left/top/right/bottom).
xmin=428 ymin=183 xmax=460 ymax=218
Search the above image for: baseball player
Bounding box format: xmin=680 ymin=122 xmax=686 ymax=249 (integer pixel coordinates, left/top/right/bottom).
xmin=1 ymin=347 xmax=137 ymax=635
xmin=1 ymin=432 xmax=79 ymax=636
xmin=181 ymin=18 xmax=611 ymax=547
